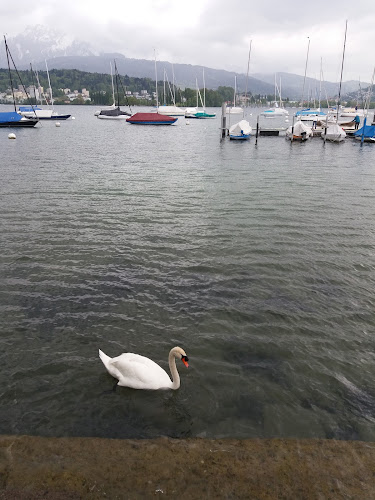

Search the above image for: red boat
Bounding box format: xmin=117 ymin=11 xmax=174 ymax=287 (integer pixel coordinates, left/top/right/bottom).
xmin=126 ymin=112 xmax=177 ymax=125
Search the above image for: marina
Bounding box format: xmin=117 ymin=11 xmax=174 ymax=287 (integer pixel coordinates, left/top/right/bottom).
xmin=1 ymin=104 xmax=375 ymax=442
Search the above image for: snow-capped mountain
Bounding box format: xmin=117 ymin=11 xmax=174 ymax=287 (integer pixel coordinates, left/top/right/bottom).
xmin=1 ymin=25 xmax=97 ymax=66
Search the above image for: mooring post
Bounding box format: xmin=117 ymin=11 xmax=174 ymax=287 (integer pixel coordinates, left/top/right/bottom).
xmin=221 ymin=102 xmax=227 ymax=140
xmin=255 ymin=114 xmax=259 ymax=145
xmin=291 ymin=115 xmax=295 ymax=143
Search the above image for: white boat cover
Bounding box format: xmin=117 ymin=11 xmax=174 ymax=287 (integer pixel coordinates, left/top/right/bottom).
xmin=321 ymin=122 xmax=346 ymax=142
xmin=229 ymin=119 xmax=252 ymax=137
xmin=286 ymin=120 xmax=313 ymax=140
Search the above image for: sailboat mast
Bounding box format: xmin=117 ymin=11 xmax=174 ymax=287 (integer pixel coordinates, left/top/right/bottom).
xmin=234 ymin=76 xmax=237 ymax=107
xmin=244 ymin=39 xmax=252 ymax=105
xmin=336 ymin=20 xmax=348 ymax=122
xmin=196 ymin=77 xmax=199 ymax=108
xmin=110 ymin=61 xmax=115 ymax=106
xmin=300 ymin=37 xmax=310 ymax=107
xmin=114 ymin=61 xmax=120 ymax=108
xmin=318 ymin=57 xmax=322 ymax=110
xmin=45 ymin=60 xmax=54 ymax=108
xmin=4 ymin=36 xmax=16 ymax=112
xmin=154 ymin=49 xmax=159 ymax=108
xmin=203 ymin=68 xmax=206 ymax=109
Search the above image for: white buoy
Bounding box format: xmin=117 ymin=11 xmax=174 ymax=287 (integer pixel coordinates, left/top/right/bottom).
xmin=55 ymin=122 xmax=61 ymax=127
xmin=72 ymin=117 xmax=75 ymax=120
xmin=186 ymin=120 xmax=190 ymax=125
xmin=8 ymin=133 xmax=16 ymax=140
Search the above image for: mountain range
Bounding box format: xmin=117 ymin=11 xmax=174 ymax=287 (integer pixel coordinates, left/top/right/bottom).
xmin=0 ymin=25 xmax=369 ymax=100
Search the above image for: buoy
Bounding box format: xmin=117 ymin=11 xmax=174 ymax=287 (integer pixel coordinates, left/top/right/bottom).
xmin=55 ymin=122 xmax=61 ymax=127
xmin=94 ymin=110 xmax=100 ymax=116
xmin=186 ymin=120 xmax=190 ymax=125
xmin=72 ymin=117 xmax=75 ymax=120
xmin=8 ymin=133 xmax=16 ymax=140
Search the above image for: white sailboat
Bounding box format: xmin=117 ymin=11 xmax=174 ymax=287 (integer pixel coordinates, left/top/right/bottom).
xmin=226 ymin=76 xmax=243 ymax=115
xmin=19 ymin=61 xmax=71 ymax=120
xmin=157 ymin=68 xmax=185 ymax=116
xmin=260 ymin=74 xmax=289 ymax=117
xmin=186 ymin=70 xmax=215 ymax=118
xmin=321 ymin=21 xmax=348 ymax=142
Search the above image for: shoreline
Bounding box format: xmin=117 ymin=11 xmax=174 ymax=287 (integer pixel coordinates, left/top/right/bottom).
xmin=0 ymin=435 xmax=374 ymax=498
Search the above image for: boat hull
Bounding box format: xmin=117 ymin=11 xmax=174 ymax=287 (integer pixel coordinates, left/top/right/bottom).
xmin=0 ymin=120 xmax=38 ymax=127
xmin=0 ymin=112 xmax=38 ymax=127
xmin=229 ymin=134 xmax=251 ymax=140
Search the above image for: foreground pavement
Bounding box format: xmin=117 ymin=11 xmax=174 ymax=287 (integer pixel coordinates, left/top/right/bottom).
xmin=0 ymin=435 xmax=374 ymax=499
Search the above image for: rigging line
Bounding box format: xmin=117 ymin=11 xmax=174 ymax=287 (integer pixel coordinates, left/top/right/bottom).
xmin=114 ymin=60 xmax=132 ymax=113
xmin=5 ymin=36 xmax=35 ymax=112
xmin=4 ymin=36 xmax=16 ymax=112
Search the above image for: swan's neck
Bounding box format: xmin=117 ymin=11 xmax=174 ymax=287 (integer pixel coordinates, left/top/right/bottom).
xmin=168 ymin=351 xmax=180 ymax=390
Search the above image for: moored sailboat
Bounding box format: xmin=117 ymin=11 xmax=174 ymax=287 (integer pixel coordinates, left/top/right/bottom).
xmin=97 ymin=61 xmax=131 ymax=120
xmin=0 ymin=36 xmax=38 ymax=128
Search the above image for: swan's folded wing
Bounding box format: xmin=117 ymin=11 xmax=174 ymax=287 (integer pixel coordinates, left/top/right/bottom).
xmin=111 ymin=353 xmax=172 ymax=389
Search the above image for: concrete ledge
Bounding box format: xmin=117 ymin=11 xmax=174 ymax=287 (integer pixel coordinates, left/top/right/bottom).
xmin=1 ymin=435 xmax=375 ymax=499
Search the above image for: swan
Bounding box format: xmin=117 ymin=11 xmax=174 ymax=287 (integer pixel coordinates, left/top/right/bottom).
xmin=98 ymin=346 xmax=189 ymax=390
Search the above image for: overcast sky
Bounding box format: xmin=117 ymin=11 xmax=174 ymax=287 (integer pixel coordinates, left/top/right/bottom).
xmin=2 ymin=0 xmax=374 ymax=82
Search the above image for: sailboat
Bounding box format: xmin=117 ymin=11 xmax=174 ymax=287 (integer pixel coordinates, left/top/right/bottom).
xmin=127 ymin=51 xmax=177 ymax=125
xmin=157 ymin=67 xmax=185 ymax=116
xmin=97 ymin=61 xmax=132 ymax=119
xmin=321 ymin=22 xmax=348 ymax=143
xmin=19 ymin=62 xmax=71 ymax=120
xmin=354 ymin=67 xmax=375 ymax=143
xmin=226 ymin=76 xmax=243 ymax=115
xmin=260 ymin=74 xmax=289 ymax=117
xmin=0 ymin=36 xmax=38 ymax=128
xmin=187 ymin=70 xmax=215 ymax=118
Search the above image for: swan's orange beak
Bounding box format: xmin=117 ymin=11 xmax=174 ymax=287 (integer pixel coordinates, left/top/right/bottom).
xmin=181 ymin=355 xmax=189 ymax=368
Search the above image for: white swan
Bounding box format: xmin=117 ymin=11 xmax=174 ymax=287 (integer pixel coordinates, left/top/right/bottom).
xmin=98 ymin=346 xmax=189 ymax=390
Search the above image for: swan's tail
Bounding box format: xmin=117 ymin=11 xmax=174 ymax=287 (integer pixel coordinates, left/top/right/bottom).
xmin=99 ymin=349 xmax=112 ymax=369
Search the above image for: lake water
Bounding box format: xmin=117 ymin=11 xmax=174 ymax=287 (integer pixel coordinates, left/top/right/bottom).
xmin=1 ymin=105 xmax=375 ymax=440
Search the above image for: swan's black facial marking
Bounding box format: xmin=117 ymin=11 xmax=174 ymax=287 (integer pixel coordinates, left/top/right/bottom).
xmin=181 ymin=355 xmax=189 ymax=367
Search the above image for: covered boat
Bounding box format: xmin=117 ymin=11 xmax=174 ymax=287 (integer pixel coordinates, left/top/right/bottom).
xmin=321 ymin=122 xmax=346 ymax=142
xmin=285 ymin=120 xmax=312 ymax=141
xmin=126 ymin=112 xmax=177 ymax=125
xmin=0 ymin=111 xmax=38 ymax=128
xmin=229 ymin=119 xmax=252 ymax=140
xmin=97 ymin=107 xmax=131 ymax=120
xmin=354 ymin=125 xmax=375 ymax=142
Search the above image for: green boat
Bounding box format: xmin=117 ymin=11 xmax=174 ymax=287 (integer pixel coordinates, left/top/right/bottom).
xmin=192 ymin=111 xmax=216 ymax=119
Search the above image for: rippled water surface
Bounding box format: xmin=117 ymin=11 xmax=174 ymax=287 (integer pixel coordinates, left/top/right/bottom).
xmin=1 ymin=105 xmax=375 ymax=440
